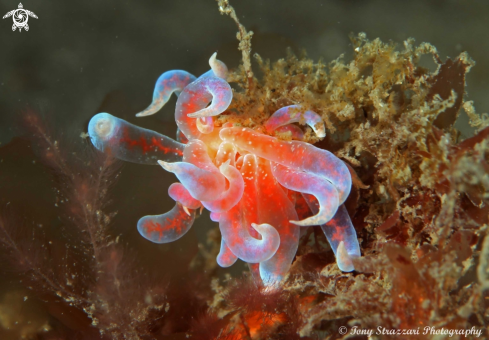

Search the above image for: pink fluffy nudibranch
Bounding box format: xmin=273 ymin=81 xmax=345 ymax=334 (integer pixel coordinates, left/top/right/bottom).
xmin=87 ymin=52 xmax=361 ymax=286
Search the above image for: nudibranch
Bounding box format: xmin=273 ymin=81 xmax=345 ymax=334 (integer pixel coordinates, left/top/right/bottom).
xmin=88 ymin=53 xmax=361 ymax=285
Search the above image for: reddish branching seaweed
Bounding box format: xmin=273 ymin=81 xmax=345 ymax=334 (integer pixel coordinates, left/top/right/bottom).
xmin=0 ymin=110 xmax=191 ymax=339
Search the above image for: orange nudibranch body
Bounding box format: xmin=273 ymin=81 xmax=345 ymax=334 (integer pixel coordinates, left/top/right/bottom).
xmin=88 ymin=53 xmax=361 ymax=286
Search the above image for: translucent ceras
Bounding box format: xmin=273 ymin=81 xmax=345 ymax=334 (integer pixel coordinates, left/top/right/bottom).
xmin=88 ymin=52 xmax=361 ymax=285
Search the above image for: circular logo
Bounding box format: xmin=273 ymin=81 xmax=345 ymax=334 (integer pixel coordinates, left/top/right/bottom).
xmin=13 ymin=9 xmax=27 ymax=27
xmin=338 ymin=326 xmax=348 ymax=335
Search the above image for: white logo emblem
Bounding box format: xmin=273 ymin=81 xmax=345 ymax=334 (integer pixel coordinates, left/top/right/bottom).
xmin=3 ymin=3 xmax=38 ymax=32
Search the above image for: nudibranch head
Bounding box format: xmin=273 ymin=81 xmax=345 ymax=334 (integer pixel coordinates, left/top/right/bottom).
xmin=88 ymin=53 xmax=361 ymax=286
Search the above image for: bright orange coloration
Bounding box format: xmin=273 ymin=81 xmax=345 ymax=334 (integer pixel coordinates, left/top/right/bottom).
xmin=89 ymin=53 xmax=360 ymax=285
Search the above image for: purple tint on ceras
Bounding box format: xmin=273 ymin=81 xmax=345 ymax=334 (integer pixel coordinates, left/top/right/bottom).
xmin=219 ymin=127 xmax=352 ymax=204
xmin=87 ymin=52 xmax=362 ymax=286
xmin=271 ymin=162 xmax=340 ymax=226
xmin=302 ymin=194 xmax=361 ymax=272
xmin=88 ymin=112 xmax=184 ymax=164
xmin=137 ymin=203 xmax=196 ymax=244
xmin=265 ymin=105 xmax=326 ymax=138
xmin=135 ymin=70 xmax=197 ymax=118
